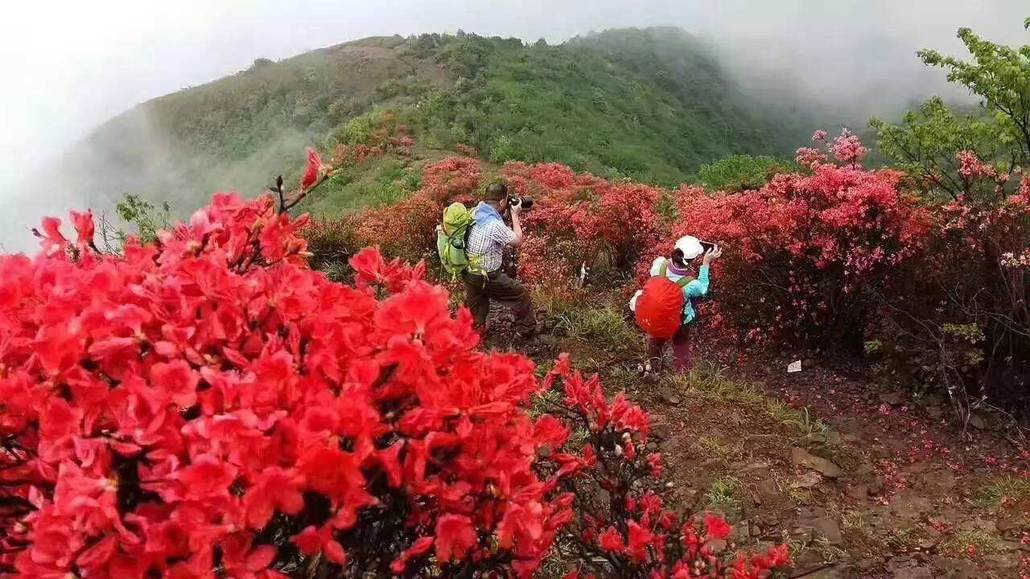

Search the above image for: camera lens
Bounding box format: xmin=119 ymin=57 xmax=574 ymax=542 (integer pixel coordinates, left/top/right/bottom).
xmin=520 ymin=198 xmax=534 ymax=209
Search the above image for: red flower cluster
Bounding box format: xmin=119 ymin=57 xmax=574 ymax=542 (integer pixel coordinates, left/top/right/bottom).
xmin=350 ymin=157 xmax=482 ymax=260
xmin=0 ymin=192 xmax=791 ymax=577
xmin=421 ymin=157 xmax=483 ymax=202
xmin=866 ymin=168 xmax=1030 ymax=411
xmin=300 ymin=148 xmax=323 ymax=190
xmin=544 ymin=357 xmax=790 ymax=578
xmin=798 ymin=128 xmax=867 ymax=169
xmin=0 ymin=194 xmax=585 ymax=578
xmin=661 ymin=133 xmax=930 ymax=346
xmin=502 ymin=162 xmax=666 ymax=287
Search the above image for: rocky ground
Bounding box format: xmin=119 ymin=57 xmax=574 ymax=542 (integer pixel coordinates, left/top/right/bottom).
xmin=485 ymin=303 xmax=1030 ymax=578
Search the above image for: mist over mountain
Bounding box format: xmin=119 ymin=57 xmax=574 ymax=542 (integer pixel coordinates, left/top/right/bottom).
xmin=3 ymin=0 xmax=1027 ymax=252
xmin=23 ymin=28 xmax=822 ymax=232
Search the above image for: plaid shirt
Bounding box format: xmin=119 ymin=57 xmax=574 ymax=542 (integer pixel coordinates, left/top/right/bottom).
xmin=467 ymin=218 xmax=516 ymax=273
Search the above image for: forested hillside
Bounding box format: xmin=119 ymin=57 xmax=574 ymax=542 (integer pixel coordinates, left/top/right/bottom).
xmin=59 ymin=28 xmax=812 ymax=212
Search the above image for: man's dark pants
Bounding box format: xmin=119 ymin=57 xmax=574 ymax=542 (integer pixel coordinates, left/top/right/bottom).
xmin=461 ymin=269 xmax=536 ymax=336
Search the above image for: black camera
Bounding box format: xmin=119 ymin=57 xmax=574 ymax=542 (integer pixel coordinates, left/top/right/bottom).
xmin=508 ymin=195 xmax=534 ymax=210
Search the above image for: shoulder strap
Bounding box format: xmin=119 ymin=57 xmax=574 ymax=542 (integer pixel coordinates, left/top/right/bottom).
xmin=676 ymin=275 xmax=694 ymax=288
xmin=659 ymin=259 xmax=693 ymax=287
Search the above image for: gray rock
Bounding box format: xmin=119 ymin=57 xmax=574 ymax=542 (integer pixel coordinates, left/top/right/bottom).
xmin=880 ymin=391 xmax=908 ymax=406
xmin=889 ymin=493 xmax=933 ymax=519
xmin=853 ymin=462 xmax=876 ymax=476
xmin=791 ymin=447 xmax=843 ymax=478
xmin=845 ymin=484 xmax=869 ymax=500
xmin=886 ymin=557 xmax=933 ymax=579
xmin=757 ymin=479 xmax=781 ymax=502
xmin=812 ymin=517 xmax=843 ymax=545
xmin=995 ymin=515 xmax=1020 ymax=533
xmin=795 ymin=549 xmax=826 ymax=568
xmin=931 ymin=556 xmax=981 ymax=579
xmin=793 ymin=471 xmax=824 ymax=489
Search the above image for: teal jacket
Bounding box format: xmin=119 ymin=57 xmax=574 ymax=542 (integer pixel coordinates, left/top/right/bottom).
xmin=649 ymin=257 xmax=710 ymax=324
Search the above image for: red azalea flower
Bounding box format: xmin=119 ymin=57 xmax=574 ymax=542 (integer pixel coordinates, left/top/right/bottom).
xmin=435 ymin=514 xmax=477 ymax=562
xmin=150 ymin=360 xmax=200 ymax=408
xmin=704 ymin=514 xmax=733 ymax=542
xmin=597 ymin=526 xmax=624 ymax=553
xmin=243 ymin=468 xmax=304 ymax=529
xmin=293 ymin=525 xmax=346 ymax=565
xmin=626 ymin=521 xmax=653 ymax=563
xmin=70 ymin=210 xmax=95 ymax=248
xmin=301 ymin=147 xmax=322 ymax=189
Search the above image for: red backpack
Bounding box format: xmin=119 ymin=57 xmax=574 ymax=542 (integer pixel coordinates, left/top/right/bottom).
xmin=634 ymin=260 xmax=693 ymax=339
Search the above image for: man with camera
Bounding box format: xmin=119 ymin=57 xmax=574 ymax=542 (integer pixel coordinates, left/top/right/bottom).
xmin=463 ymin=182 xmax=537 ymax=339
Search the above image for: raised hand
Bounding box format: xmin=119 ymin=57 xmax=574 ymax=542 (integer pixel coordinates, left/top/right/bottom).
xmin=703 ymin=245 xmax=723 ymax=264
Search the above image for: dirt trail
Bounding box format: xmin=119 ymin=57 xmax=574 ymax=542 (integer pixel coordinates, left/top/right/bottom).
xmin=640 ymin=360 xmax=1029 ymax=579
xmin=484 ymin=304 xmax=1030 ymax=578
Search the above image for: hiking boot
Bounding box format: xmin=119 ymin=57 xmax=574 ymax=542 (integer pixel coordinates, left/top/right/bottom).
xmin=642 ymin=357 xmax=663 ymax=378
xmin=515 ymin=331 xmax=543 ymax=348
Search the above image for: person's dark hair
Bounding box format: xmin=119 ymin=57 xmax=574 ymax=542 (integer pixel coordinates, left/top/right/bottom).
xmin=671 ymin=248 xmax=687 ymax=267
xmin=485 ymin=182 xmax=508 ymax=204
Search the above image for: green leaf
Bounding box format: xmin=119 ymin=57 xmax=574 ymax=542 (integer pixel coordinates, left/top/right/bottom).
xmin=1024 ymin=16 xmax=1029 ymax=30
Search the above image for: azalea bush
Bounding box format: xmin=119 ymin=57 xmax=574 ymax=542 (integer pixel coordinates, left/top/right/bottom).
xmin=544 ymin=358 xmax=790 ymax=579
xmin=654 ymin=130 xmax=931 ymax=351
xmin=502 ymin=162 xmax=666 ymax=288
xmin=0 ymin=190 xmax=788 ymax=578
xmin=868 ymin=154 xmax=1030 ymax=418
xmin=313 ymin=158 xmax=667 ymax=293
xmin=0 ymin=195 xmax=568 ymax=577
xmin=348 ymin=156 xmax=482 ymax=262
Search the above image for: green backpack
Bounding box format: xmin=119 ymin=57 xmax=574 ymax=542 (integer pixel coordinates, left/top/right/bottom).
xmin=436 ymin=202 xmax=481 ymax=278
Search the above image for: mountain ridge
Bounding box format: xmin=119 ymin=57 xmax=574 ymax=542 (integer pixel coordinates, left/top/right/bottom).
xmin=52 ymin=27 xmax=816 ymax=215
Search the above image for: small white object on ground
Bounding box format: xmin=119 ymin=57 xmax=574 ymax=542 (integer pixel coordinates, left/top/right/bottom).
xmin=787 ymin=360 xmax=802 ymax=373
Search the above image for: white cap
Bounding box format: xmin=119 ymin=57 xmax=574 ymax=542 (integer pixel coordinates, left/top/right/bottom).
xmin=629 ymin=289 xmax=643 ymax=312
xmin=674 ymin=235 xmax=705 ymax=260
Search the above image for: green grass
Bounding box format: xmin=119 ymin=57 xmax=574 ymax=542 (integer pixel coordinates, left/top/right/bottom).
xmin=941 ymin=528 xmax=1002 ymax=558
xmin=697 ymin=436 xmax=736 ymax=462
xmin=673 ymin=362 xmax=765 ymax=407
xmin=302 ymin=155 xmax=424 ymax=217
xmin=704 ymin=476 xmax=742 ymax=515
xmin=973 ymin=476 xmax=1030 ymax=511
xmin=766 ymin=402 xmax=830 ymax=445
xmin=554 ymin=305 xmax=643 ymax=358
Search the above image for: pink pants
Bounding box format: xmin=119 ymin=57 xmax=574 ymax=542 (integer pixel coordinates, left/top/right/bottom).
xmin=647 ymin=324 xmax=692 ymax=372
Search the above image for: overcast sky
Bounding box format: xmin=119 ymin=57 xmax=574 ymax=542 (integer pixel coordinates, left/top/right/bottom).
xmin=0 ymin=0 xmax=1027 ymax=249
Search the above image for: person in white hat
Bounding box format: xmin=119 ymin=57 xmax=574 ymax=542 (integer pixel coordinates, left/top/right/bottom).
xmin=631 ymin=235 xmax=721 ymax=374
